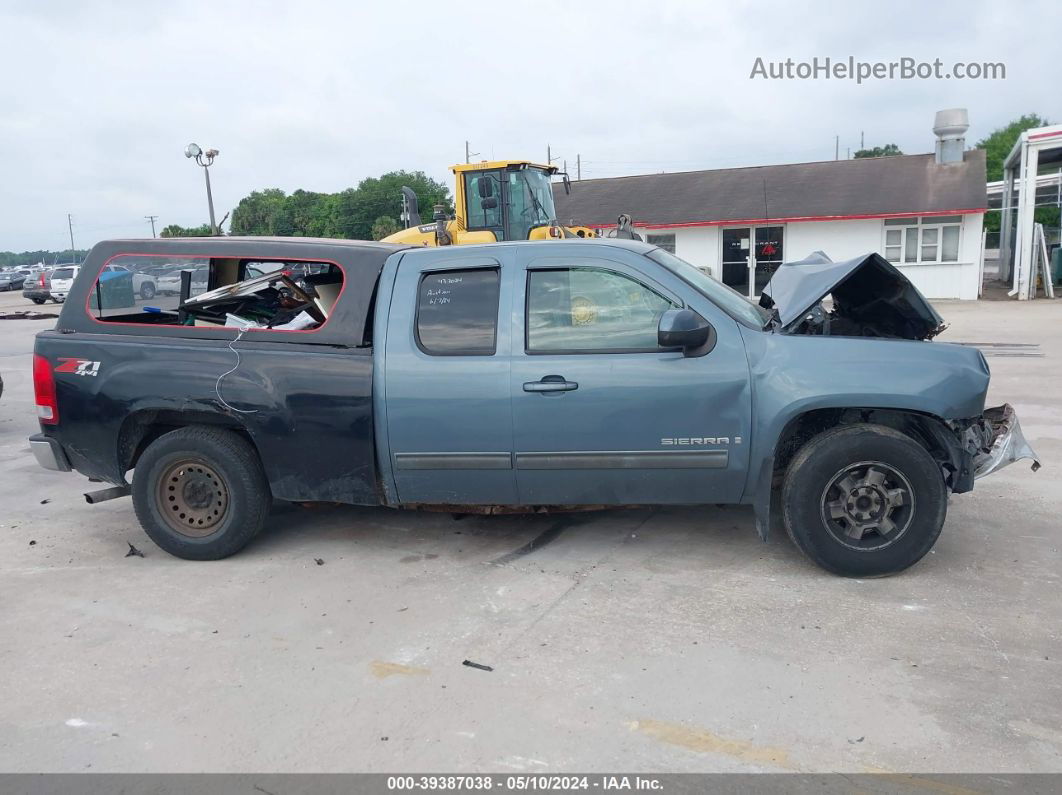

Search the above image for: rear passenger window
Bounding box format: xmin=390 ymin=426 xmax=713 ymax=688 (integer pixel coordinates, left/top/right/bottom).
xmin=416 ymin=268 xmax=500 ymax=355
xmin=88 ymin=254 xmax=343 ymax=332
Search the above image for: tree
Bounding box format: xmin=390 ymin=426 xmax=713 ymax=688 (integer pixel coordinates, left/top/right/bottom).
xmin=160 ymin=223 xmax=213 ymax=237
xmin=0 ymin=249 xmax=88 ymax=268
xmin=225 ymin=170 xmax=452 ymax=241
xmin=854 ymin=143 xmax=903 ymax=159
xmin=976 ymin=114 xmax=1050 ymax=182
xmin=975 ymin=114 xmax=1057 ymax=235
xmin=371 ymin=216 xmax=400 ymax=240
xmin=229 ymin=188 xmax=289 ymax=236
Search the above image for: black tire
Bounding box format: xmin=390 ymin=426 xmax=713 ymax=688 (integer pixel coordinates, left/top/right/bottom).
xmin=140 ymin=282 xmax=156 ymax=299
xmin=32 ymin=298 xmax=45 ymax=305
xmin=132 ymin=426 xmax=271 ymax=560
xmin=782 ymin=423 xmax=946 ymax=577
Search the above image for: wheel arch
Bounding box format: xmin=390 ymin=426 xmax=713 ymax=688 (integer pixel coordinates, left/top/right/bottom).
xmin=750 ymin=403 xmax=970 ymax=541
xmin=117 ymin=408 xmax=261 ymax=481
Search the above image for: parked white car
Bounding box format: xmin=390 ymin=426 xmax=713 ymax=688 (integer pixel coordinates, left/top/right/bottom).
xmin=156 ymin=265 xmax=209 ymax=297
xmin=107 ymin=263 xmax=158 ymax=299
xmin=48 ymin=265 xmax=79 ymax=302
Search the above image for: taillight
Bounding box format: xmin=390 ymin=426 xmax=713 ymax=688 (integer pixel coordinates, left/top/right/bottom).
xmin=33 ymin=354 xmax=58 ymax=425
xmin=39 ymin=273 xmax=46 ymax=286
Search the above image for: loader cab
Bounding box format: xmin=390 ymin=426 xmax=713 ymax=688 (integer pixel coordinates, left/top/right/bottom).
xmin=457 ymin=162 xmax=559 ymax=242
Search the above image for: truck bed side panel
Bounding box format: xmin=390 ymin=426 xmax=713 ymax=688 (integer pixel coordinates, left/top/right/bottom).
xmin=35 ymin=330 xmax=380 ymax=505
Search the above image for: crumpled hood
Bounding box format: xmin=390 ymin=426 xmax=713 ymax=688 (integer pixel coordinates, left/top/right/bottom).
xmin=761 ymin=251 xmax=946 ymax=340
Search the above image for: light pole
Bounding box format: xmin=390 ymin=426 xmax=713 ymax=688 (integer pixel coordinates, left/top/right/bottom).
xmin=184 ymin=143 xmax=220 ymax=234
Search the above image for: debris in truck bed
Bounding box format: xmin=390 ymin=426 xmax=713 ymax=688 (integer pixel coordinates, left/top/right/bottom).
xmin=462 ymin=660 xmax=493 ymax=672
xmin=314 ymin=558 xmax=325 ymax=566
xmin=180 ymin=270 xmax=333 ymax=330
xmin=125 ymin=542 xmax=144 ymax=558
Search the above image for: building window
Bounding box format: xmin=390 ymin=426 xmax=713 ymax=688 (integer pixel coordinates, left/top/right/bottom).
xmin=646 ymin=233 xmax=676 ymax=254
xmin=883 ymin=216 xmax=962 ymax=264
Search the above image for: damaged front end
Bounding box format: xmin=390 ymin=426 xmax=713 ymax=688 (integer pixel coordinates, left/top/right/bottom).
xmin=761 ymin=251 xmax=946 ymax=340
xmin=963 ymin=403 xmax=1042 ymax=479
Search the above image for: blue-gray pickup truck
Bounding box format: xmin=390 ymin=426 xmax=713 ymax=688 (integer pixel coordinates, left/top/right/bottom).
xmin=28 ymin=237 xmax=1039 ymax=576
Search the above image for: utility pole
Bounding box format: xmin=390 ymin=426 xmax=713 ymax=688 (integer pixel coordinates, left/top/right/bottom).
xmin=563 ymin=158 xmax=567 ymax=175
xmin=835 ymin=135 xmax=839 ymax=160
xmin=547 ymin=144 xmax=552 ymax=165
xmin=846 ymin=147 xmax=850 ymax=160
xmin=145 ymin=215 xmax=158 ymax=237
xmin=576 ymin=154 xmax=581 ymax=181
xmin=465 ymin=140 xmax=479 ymax=164
xmin=860 ymin=130 xmax=865 ymax=150
xmin=67 ymin=214 xmax=76 ymax=263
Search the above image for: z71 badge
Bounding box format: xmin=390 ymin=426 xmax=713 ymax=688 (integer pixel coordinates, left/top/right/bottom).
xmin=54 ymin=358 xmax=101 ymax=377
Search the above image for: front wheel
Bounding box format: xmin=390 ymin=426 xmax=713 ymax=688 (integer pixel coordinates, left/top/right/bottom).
xmin=132 ymin=426 xmax=271 ymax=560
xmin=782 ymin=423 xmax=946 ymax=577
xmin=140 ymin=282 xmax=156 ymax=299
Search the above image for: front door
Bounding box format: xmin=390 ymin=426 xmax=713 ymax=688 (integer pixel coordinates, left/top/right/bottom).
xmin=721 ymin=226 xmax=785 ymax=297
xmin=509 ymin=247 xmax=752 ymax=506
xmin=383 ymin=248 xmax=518 ymax=504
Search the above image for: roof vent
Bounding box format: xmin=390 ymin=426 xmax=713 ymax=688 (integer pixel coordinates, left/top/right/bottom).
xmin=933 ymin=108 xmax=969 ymax=164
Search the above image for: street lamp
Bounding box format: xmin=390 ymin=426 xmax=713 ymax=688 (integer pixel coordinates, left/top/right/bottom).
xmin=184 ymin=143 xmax=220 ymax=235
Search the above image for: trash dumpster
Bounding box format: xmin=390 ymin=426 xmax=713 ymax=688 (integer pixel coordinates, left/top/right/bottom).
xmin=89 ymin=269 xmax=135 ymax=311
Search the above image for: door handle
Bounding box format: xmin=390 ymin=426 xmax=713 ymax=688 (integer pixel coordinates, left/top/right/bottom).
xmin=523 ymin=375 xmax=579 ymax=393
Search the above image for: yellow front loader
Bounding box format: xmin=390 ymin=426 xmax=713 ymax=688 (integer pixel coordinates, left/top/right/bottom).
xmin=382 ymin=160 xmax=598 ymax=246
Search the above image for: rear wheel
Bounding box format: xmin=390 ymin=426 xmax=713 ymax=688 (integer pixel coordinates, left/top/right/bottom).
xmin=31 ymin=298 xmax=45 ymax=305
xmin=782 ymin=423 xmax=946 ymax=577
xmin=132 ymin=426 xmax=270 ymax=560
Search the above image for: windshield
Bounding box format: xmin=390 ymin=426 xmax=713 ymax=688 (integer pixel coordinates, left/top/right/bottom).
xmin=646 ymin=248 xmax=770 ymax=329
xmin=506 ymin=168 xmax=557 ymax=240
xmin=52 ymin=268 xmax=74 ymax=279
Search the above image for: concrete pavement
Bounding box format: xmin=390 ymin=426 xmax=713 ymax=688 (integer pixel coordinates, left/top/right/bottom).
xmin=0 ymin=293 xmax=1059 ymax=773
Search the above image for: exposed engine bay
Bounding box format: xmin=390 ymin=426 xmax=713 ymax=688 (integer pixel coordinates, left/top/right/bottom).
xmin=760 ymin=251 xmax=947 ymax=340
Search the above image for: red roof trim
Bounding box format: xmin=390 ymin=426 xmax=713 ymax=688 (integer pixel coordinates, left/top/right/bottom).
xmin=1028 ymin=129 xmax=1062 ymax=141
xmin=584 ymin=208 xmax=987 ymax=230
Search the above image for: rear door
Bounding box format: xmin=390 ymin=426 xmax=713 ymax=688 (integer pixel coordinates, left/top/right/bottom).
xmin=509 ymin=246 xmax=752 ymax=505
xmin=382 ymin=247 xmax=518 ymax=504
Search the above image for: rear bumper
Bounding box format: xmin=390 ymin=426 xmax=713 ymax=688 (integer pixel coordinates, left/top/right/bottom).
xmin=29 ymin=433 xmax=72 ymax=473
xmin=972 ymin=404 xmax=1041 ymax=479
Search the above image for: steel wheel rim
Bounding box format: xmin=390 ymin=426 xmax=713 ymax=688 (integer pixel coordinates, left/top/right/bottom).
xmin=819 ymin=460 xmax=915 ymax=551
xmin=156 ymin=458 xmax=229 ymax=538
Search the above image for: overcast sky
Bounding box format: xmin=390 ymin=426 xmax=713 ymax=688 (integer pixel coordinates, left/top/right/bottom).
xmin=0 ymin=0 xmax=1058 ymax=252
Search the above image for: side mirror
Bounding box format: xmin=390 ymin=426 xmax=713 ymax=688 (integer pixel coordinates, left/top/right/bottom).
xmin=658 ymin=308 xmax=714 ymax=356
xmin=477 ymin=179 xmax=494 ymax=199
xmin=481 ymin=196 xmax=498 ymax=210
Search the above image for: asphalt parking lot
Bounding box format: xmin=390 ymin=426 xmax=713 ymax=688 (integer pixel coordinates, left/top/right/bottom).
xmin=0 ymin=288 xmax=1059 ymax=774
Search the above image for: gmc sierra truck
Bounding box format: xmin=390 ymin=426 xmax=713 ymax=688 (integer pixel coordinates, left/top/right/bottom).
xmin=28 ymin=237 xmax=1039 ymax=576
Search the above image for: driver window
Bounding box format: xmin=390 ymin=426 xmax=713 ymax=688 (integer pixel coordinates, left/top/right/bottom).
xmin=526 ymin=267 xmax=676 ymax=353
xmin=464 ymin=172 xmax=503 ymax=231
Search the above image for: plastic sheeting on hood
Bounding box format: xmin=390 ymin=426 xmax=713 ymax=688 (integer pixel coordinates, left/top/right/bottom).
xmin=761 ymin=251 xmax=946 ymax=340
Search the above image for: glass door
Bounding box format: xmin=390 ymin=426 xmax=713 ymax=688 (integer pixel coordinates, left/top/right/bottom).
xmin=721 ymin=226 xmax=784 ymax=297
xmin=753 ymin=226 xmax=784 ymax=294
xmin=721 ymin=227 xmax=752 ymax=296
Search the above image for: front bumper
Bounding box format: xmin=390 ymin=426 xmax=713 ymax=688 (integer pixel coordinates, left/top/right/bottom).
xmin=972 ymin=404 xmax=1041 ymax=479
xmin=29 ymin=434 xmax=72 ymax=472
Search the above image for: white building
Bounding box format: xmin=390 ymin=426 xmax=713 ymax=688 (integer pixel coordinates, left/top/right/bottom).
xmin=555 ymin=112 xmax=987 ymax=300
